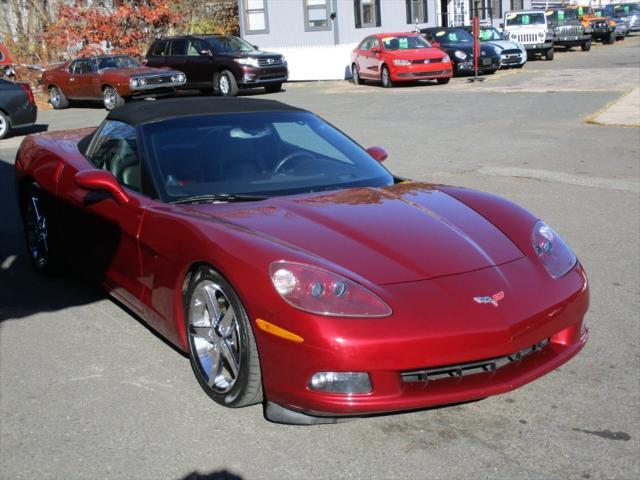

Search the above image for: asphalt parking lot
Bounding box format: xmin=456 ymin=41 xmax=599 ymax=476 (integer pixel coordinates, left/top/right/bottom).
xmin=1 ymin=36 xmax=639 ymax=480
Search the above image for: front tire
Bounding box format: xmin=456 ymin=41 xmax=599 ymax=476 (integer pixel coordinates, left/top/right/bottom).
xmin=604 ymin=33 xmax=616 ymax=44
xmin=436 ymin=77 xmax=450 ymax=85
xmin=581 ymin=40 xmax=592 ymax=51
xmin=381 ymin=65 xmax=393 ymax=88
xmin=545 ymin=48 xmax=554 ymax=61
xmin=21 ymin=183 xmax=62 ymax=276
xmin=0 ymin=110 xmax=10 ymax=140
xmin=352 ymin=63 xmax=363 ymax=85
xmin=217 ymin=70 xmax=238 ymax=97
xmin=49 ymin=85 xmax=69 ymax=110
xmin=103 ymin=86 xmax=124 ymax=111
xmin=185 ymin=266 xmax=263 ymax=408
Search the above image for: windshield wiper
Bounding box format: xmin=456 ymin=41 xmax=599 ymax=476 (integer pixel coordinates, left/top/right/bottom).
xmin=170 ymin=193 xmax=268 ymax=205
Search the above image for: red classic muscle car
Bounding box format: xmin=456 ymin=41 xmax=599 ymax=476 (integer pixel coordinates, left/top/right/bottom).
xmin=42 ymin=54 xmax=186 ymax=110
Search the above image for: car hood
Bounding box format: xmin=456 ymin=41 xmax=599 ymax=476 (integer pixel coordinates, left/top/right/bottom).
xmin=441 ymin=43 xmax=498 ymax=56
xmin=184 ymin=183 xmax=524 ymax=285
xmin=485 ymin=40 xmax=522 ymax=51
xmin=110 ymin=66 xmax=182 ymax=77
xmin=385 ymin=48 xmax=448 ymax=60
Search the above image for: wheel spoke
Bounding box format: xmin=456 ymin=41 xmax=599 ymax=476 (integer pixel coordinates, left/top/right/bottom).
xmin=203 ymin=285 xmax=221 ymax=325
xmin=207 ymin=347 xmax=222 ymax=387
xmin=220 ymin=339 xmax=239 ymax=378
xmin=189 ymin=325 xmax=211 ymax=338
xmin=217 ymin=306 xmax=235 ymax=337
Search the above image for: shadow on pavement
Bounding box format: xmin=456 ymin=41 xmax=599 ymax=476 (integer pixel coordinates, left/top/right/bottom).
xmin=181 ymin=470 xmax=243 ymax=480
xmin=0 ymin=153 xmax=105 ymax=322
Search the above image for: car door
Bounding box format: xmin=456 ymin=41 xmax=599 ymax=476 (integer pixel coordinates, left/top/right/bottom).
xmin=71 ymin=59 xmax=99 ymax=99
xmin=364 ymin=37 xmax=382 ymax=78
xmin=185 ymin=38 xmax=212 ymax=86
xmin=357 ymin=37 xmax=375 ymax=79
xmin=56 ymin=120 xmax=150 ymax=312
xmin=145 ymin=39 xmax=169 ymax=68
xmin=164 ymin=39 xmax=188 ymax=79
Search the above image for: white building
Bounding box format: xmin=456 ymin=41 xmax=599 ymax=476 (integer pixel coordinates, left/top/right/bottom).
xmin=236 ymin=0 xmax=538 ymax=80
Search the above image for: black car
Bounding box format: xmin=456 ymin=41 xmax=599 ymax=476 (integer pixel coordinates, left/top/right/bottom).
xmin=145 ymin=35 xmax=288 ymax=97
xmin=0 ymin=79 xmax=37 ymax=140
xmin=421 ymin=28 xmax=500 ymax=75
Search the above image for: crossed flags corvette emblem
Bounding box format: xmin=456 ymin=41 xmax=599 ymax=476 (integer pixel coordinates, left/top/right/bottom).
xmin=473 ymin=291 xmax=505 ymax=307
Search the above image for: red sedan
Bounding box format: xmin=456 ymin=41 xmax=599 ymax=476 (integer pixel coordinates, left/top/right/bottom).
xmin=351 ymin=33 xmax=453 ymax=87
xmin=15 ymin=98 xmax=588 ymax=424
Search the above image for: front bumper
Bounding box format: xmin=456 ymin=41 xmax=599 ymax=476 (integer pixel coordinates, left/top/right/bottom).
xmin=500 ymin=52 xmax=526 ymax=67
xmin=239 ymin=65 xmax=288 ymax=86
xmin=554 ymin=34 xmax=591 ymax=47
xmin=524 ymin=40 xmax=554 ymax=52
xmin=454 ymin=57 xmax=500 ymax=75
xmin=257 ymin=258 xmax=589 ymax=422
xmin=390 ymin=62 xmax=453 ymax=81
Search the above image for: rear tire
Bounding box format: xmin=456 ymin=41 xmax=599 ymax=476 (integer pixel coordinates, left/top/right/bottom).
xmin=21 ymin=182 xmax=62 ymax=276
xmin=581 ymin=40 xmax=591 ymax=51
xmin=217 ymin=70 xmax=238 ymax=97
xmin=381 ymin=65 xmax=393 ymax=88
xmin=436 ymin=77 xmax=450 ymax=85
xmin=185 ymin=266 xmax=263 ymax=408
xmin=545 ymin=48 xmax=554 ymax=61
xmin=49 ymin=85 xmax=69 ymax=110
xmin=604 ymin=33 xmax=616 ymax=44
xmin=0 ymin=110 xmax=10 ymax=140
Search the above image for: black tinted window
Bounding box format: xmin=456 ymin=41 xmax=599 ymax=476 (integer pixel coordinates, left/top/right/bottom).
xmin=170 ymin=39 xmax=187 ymax=56
xmin=152 ymin=40 xmax=169 ymax=56
xmin=87 ymin=120 xmax=141 ymax=192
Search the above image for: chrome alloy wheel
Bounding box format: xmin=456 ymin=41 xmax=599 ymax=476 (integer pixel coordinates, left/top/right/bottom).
xmin=218 ymin=75 xmax=230 ymax=95
xmin=103 ymin=88 xmax=116 ymax=110
xmin=49 ymin=87 xmax=61 ymax=108
xmin=188 ymin=280 xmax=241 ymax=393
xmin=24 ymin=191 xmax=49 ymax=269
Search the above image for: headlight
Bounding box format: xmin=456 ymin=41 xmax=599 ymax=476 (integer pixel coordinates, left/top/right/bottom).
xmin=393 ymin=59 xmax=412 ymax=66
xmin=234 ymin=57 xmax=260 ymax=67
xmin=538 ymin=32 xmax=545 ymax=38
xmin=454 ymin=50 xmax=467 ymax=60
xmin=510 ymin=32 xmax=518 ymax=40
xmin=442 ymin=55 xmax=450 ymax=63
xmin=176 ymin=73 xmax=186 ymax=83
xmin=139 ymin=78 xmax=147 ymax=86
xmin=531 ymin=220 xmax=577 ymax=279
xmin=270 ymin=262 xmax=392 ymax=317
xmin=129 ymin=78 xmax=140 ymax=88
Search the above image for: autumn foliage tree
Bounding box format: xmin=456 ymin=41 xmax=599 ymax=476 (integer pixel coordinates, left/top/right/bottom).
xmin=50 ymin=0 xmax=181 ymax=59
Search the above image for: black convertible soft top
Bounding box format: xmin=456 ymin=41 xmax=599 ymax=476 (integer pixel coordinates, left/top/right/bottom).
xmin=106 ymin=97 xmax=306 ymax=126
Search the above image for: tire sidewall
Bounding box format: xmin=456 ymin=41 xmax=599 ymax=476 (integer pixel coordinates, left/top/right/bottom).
xmin=0 ymin=110 xmax=9 ymax=140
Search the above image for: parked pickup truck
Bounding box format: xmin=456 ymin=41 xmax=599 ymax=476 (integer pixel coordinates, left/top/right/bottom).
xmin=502 ymin=10 xmax=555 ymax=60
xmin=545 ymin=8 xmax=592 ymax=51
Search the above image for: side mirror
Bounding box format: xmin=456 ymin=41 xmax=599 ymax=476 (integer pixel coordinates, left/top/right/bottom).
xmin=370 ymin=46 xmax=381 ymax=53
xmin=431 ymin=41 xmax=441 ymax=48
xmin=500 ymin=23 xmax=505 ymax=29
xmin=253 ymin=45 xmax=259 ymax=50
xmin=366 ymin=146 xmax=388 ymax=163
xmin=200 ymin=49 xmax=213 ymax=57
xmin=75 ymin=170 xmax=129 ymax=205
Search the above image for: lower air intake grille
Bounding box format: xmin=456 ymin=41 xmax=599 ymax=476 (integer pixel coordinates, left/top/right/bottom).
xmin=401 ymin=338 xmax=550 ymax=383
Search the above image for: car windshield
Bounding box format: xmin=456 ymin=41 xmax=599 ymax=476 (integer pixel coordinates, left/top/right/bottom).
xmin=206 ymin=36 xmax=257 ymax=53
xmin=142 ymin=112 xmax=394 ymax=202
xmin=381 ymin=35 xmax=430 ymax=50
xmin=431 ymin=29 xmax=473 ymax=44
xmin=97 ymin=55 xmax=140 ymax=70
xmin=578 ymin=7 xmax=595 ymax=16
xmin=547 ymin=9 xmax=579 ymax=23
xmin=505 ymin=12 xmax=546 ymax=26
xmin=478 ymin=28 xmax=504 ymax=41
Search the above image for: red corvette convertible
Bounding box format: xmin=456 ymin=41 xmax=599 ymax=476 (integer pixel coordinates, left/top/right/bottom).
xmin=14 ymin=98 xmax=589 ymax=424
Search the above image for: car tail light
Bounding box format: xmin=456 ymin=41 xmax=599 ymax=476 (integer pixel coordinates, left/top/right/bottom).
xmin=18 ymin=83 xmax=35 ymax=105
xmin=269 ymin=262 xmax=391 ymax=317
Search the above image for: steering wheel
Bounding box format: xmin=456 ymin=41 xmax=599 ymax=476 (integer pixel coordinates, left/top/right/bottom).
xmin=273 ymin=151 xmax=316 ymax=173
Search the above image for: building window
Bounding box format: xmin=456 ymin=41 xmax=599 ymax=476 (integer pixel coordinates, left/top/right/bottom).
xmin=470 ymin=0 xmax=499 ymax=20
xmin=244 ymin=0 xmax=269 ymax=34
xmin=304 ymin=0 xmax=331 ymax=31
xmin=354 ymin=0 xmax=381 ymax=28
xmin=510 ymin=0 xmax=523 ymax=10
xmin=406 ymin=0 xmax=428 ymax=24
